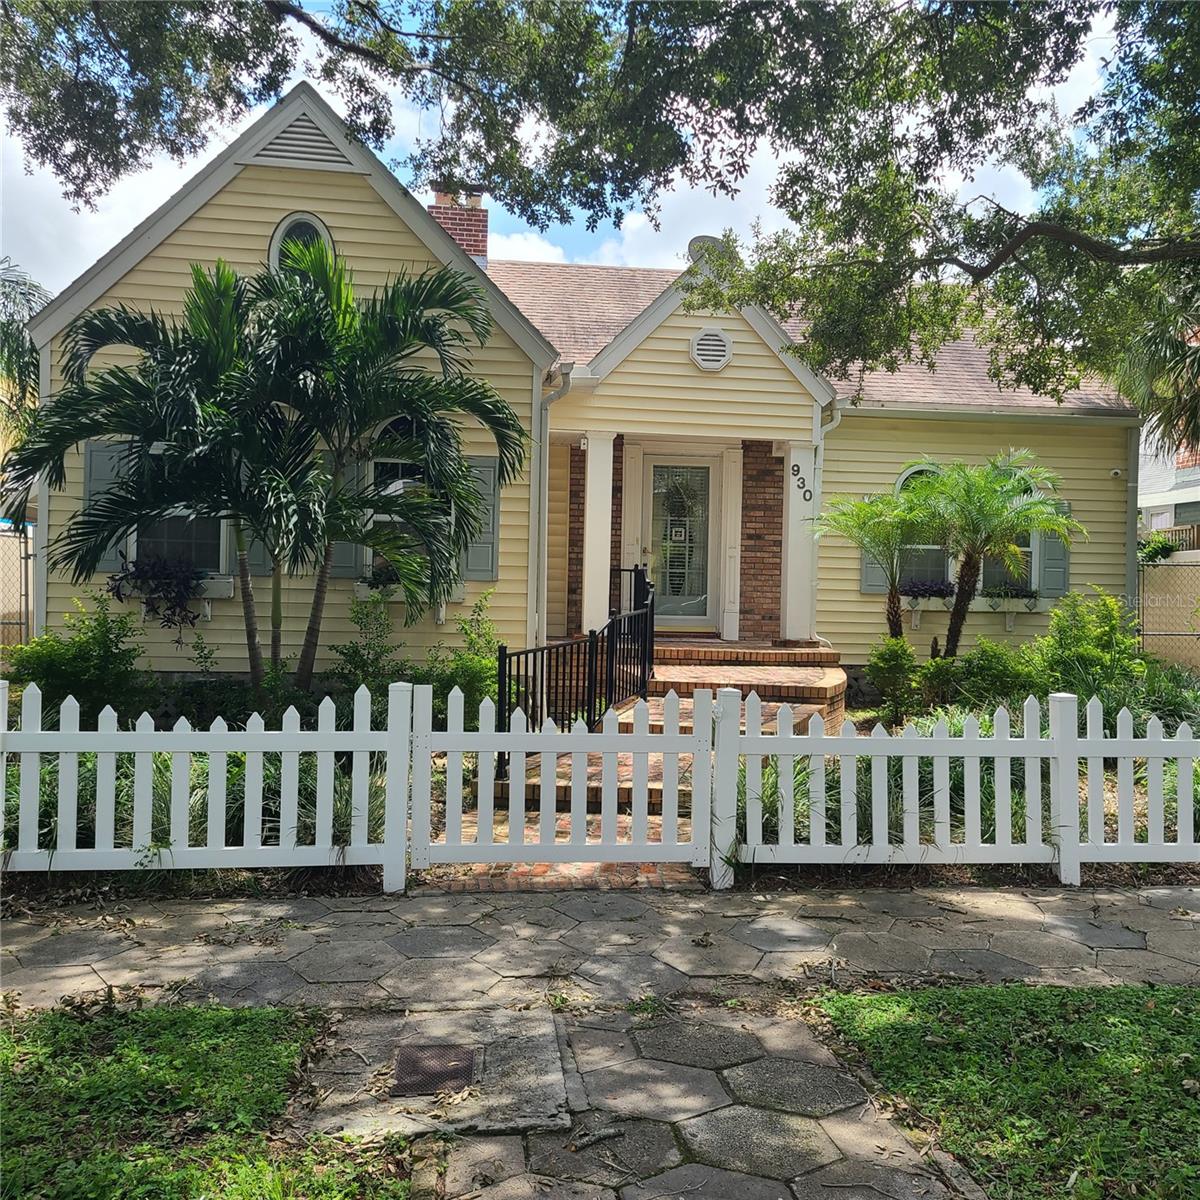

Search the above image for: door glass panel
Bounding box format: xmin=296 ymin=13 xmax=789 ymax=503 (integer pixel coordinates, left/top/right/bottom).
xmin=650 ymin=464 xmax=710 ymax=618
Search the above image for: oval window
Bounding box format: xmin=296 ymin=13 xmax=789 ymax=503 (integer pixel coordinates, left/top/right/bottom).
xmin=268 ymin=212 xmax=333 ymax=271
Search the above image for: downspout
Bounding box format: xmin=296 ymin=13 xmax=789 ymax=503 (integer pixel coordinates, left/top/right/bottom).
xmin=533 ymin=362 xmax=574 ymax=645
xmin=1125 ymin=426 xmax=1140 ymax=610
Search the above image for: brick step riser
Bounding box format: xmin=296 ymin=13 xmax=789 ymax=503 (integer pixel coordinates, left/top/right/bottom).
xmin=647 ymin=678 xmax=843 ymax=703
xmin=653 ymin=648 xmax=839 ymax=667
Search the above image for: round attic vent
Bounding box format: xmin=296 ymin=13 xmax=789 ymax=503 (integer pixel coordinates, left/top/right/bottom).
xmin=690 ymin=327 xmax=732 ymax=371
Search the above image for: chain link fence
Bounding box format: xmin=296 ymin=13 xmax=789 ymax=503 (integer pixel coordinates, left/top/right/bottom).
xmin=0 ymin=522 xmax=33 ymax=660
xmin=1139 ymin=560 xmax=1200 ymax=671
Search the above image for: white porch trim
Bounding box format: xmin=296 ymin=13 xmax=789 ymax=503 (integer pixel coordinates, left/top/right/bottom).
xmin=779 ymin=440 xmax=819 ymax=641
xmin=580 ymin=431 xmax=616 ymax=632
xmin=720 ymin=447 xmax=743 ymax=640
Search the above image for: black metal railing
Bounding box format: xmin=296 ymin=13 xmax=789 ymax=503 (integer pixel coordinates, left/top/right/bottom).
xmin=498 ymin=565 xmax=655 ymax=736
xmin=609 ymin=563 xmax=652 ymax=618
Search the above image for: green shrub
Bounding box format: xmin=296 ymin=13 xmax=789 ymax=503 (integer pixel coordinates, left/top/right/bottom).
xmin=917 ymin=654 xmax=960 ymax=708
xmin=329 ymin=591 xmax=411 ymax=695
xmin=945 ymin=638 xmax=1041 ymax=711
xmin=5 ymin=594 xmax=156 ymax=725
xmin=412 ymin=592 xmax=498 ymax=728
xmin=1138 ymin=530 xmax=1179 ymax=563
xmin=865 ymin=637 xmax=918 ymax=726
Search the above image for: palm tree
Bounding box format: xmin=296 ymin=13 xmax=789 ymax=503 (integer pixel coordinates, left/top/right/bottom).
xmin=249 ymin=239 xmax=526 ymax=691
xmin=903 ymin=450 xmax=1084 ymax=658
xmin=0 ymin=258 xmax=51 ymax=452
xmin=816 ymin=493 xmax=922 ymax=639
xmin=1117 ymin=278 xmax=1200 ymax=456
xmin=0 ymin=261 xmax=316 ymax=688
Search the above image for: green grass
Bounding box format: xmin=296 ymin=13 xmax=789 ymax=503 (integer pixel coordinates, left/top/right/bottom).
xmin=0 ymin=1003 xmax=410 ymax=1199
xmin=817 ymin=985 xmax=1200 ymax=1200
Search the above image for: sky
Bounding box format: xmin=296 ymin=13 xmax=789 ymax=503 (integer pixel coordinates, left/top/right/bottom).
xmin=0 ymin=15 xmax=1113 ymax=299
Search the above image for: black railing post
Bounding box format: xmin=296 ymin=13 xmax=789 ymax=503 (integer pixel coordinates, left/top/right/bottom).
xmin=641 ymin=590 xmax=654 ymax=698
xmin=496 ymin=643 xmax=508 ymax=779
xmin=604 ymin=621 xmax=618 ymax=720
xmin=585 ymin=629 xmax=599 ymax=728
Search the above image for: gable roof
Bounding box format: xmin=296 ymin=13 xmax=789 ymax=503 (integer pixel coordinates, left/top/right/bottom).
xmin=489 ymin=260 xmax=1135 ymax=418
xmin=28 ymin=84 xmax=557 ymax=368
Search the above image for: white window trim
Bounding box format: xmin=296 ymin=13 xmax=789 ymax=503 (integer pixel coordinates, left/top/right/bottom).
xmin=268 ymin=211 xmax=334 ymax=272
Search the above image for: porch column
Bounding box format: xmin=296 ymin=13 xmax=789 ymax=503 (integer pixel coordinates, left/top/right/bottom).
xmin=581 ymin=430 xmax=616 ymax=631
xmin=780 ymin=440 xmax=818 ymax=641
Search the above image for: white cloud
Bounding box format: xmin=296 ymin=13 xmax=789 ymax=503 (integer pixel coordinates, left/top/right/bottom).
xmin=488 ymin=230 xmax=566 ymax=262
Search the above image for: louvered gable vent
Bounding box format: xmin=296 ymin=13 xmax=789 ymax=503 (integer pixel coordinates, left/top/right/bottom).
xmin=690 ymin=327 xmax=733 ymax=371
xmin=251 ymin=114 xmax=353 ymax=169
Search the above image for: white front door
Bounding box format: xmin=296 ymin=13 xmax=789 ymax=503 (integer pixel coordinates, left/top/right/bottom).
xmin=641 ymin=457 xmax=720 ymax=628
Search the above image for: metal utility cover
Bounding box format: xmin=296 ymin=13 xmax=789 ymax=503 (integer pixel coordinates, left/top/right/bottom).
xmin=392 ymin=1043 xmax=478 ymax=1096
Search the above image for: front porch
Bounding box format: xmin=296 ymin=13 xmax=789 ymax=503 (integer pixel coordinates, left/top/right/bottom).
xmin=545 ymin=432 xmax=821 ymax=646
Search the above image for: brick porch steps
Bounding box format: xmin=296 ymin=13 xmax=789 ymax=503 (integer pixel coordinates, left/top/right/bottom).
xmin=647 ymin=662 xmax=847 ymax=705
xmin=653 ymin=639 xmax=839 ymax=667
xmin=614 ymin=695 xmax=822 ymax=735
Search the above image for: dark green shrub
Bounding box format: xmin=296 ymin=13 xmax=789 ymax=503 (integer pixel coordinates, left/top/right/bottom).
xmin=412 ymin=593 xmax=499 ymax=728
xmin=865 ymin=637 xmax=918 ymax=726
xmin=5 ymin=595 xmax=157 ymax=725
xmin=948 ymin=638 xmax=1042 ymax=710
xmin=1138 ymin=531 xmax=1179 ymax=563
xmin=917 ymin=654 xmax=961 ymax=708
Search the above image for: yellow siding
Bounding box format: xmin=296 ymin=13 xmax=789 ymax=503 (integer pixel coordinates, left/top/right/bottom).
xmin=551 ymin=308 xmax=815 ymax=442
xmin=45 ymin=164 xmax=536 ymax=674
xmin=545 ymin=443 xmax=571 ymax=639
xmin=816 ymin=415 xmax=1133 ymax=663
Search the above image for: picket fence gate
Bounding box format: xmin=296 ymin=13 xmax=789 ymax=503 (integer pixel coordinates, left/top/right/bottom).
xmin=1 ymin=681 xmax=1197 ymax=890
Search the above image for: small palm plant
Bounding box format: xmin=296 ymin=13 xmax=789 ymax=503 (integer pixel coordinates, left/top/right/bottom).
xmin=816 ymin=492 xmax=923 ymax=638
xmin=903 ymin=450 xmax=1084 ymax=657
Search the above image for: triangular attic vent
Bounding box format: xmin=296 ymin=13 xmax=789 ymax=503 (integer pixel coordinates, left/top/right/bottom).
xmin=251 ymin=114 xmax=353 ymax=169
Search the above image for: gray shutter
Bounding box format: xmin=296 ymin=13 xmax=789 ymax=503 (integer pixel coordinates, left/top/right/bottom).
xmin=462 ymin=456 xmax=500 ymax=581
xmin=84 ymin=440 xmax=130 ymax=573
xmin=226 ymin=530 xmax=272 ymax=576
xmin=1038 ymin=502 xmax=1071 ymax=598
xmin=330 ymin=537 xmax=361 ymax=578
xmin=860 ymin=552 xmax=888 ymax=594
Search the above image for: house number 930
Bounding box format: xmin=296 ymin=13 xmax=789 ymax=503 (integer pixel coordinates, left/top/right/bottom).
xmin=790 ymin=463 xmax=813 ymax=502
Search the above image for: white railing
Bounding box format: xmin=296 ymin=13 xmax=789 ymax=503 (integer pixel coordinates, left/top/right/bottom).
xmin=1 ymin=681 xmax=1196 ymax=889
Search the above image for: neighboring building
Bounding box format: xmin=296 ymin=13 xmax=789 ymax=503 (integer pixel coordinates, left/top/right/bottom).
xmin=26 ymin=84 xmax=1141 ymax=688
xmin=1139 ymin=434 xmax=1200 ymax=531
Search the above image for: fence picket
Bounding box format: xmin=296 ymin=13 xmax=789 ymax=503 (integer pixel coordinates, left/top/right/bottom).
xmin=631 ymin=700 xmax=649 ymax=846
xmin=932 ymin=716 xmax=951 ymax=849
xmin=410 ymin=686 xmax=433 ymax=867
xmin=1085 ymin=696 xmax=1105 ymax=844
xmin=56 ymin=697 xmax=79 ymax=852
xmin=243 ymin=713 xmax=265 ymax=849
xmin=206 ymin=717 xmax=228 ymax=850
xmin=963 ymin=714 xmax=981 ymax=848
xmin=351 ymin=688 xmax=370 ymax=849
xmin=600 ymin=708 xmax=618 ymax=847
xmin=1145 ymin=716 xmax=1165 ymax=845
xmin=690 ymin=690 xmax=713 ymax=866
xmin=18 ymin=684 xmax=42 ymax=852
xmin=476 ymin=698 xmax=496 ymax=846
xmin=445 ymin=687 xmax=464 ymax=849
xmin=777 ymin=704 xmax=795 ymax=848
xmin=507 ymin=707 xmax=527 ymax=848
xmin=839 ymin=719 xmax=858 ymax=848
xmin=279 ymin=707 xmax=301 ymax=850
xmin=993 ymin=706 xmax=1011 ymax=847
xmin=1116 ymin=707 xmax=1135 ymax=846
xmin=661 ymin=691 xmax=680 ymax=847
xmin=540 ymin=717 xmax=558 ymax=845
xmin=900 ymin=724 xmax=919 ymax=846
xmin=870 ymin=724 xmax=889 ymax=847
xmin=1023 ymin=696 xmax=1042 ymax=846
xmin=95 ymin=706 xmax=118 ymax=852
xmin=808 ymin=712 xmax=826 ymax=847
xmin=570 ymin=718 xmax=588 ymax=845
xmin=132 ymin=713 xmax=154 ymax=852
xmin=170 ymin=716 xmax=191 ymax=850
xmin=745 ymin=692 xmax=763 ymax=848
xmin=1177 ymin=723 xmax=1194 ymax=846
xmin=315 ymin=698 xmax=335 ymax=849
xmin=382 ymin=682 xmax=412 ymax=892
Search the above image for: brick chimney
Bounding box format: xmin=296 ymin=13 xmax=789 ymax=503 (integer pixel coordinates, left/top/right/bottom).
xmin=427 ymin=187 xmax=488 ymax=267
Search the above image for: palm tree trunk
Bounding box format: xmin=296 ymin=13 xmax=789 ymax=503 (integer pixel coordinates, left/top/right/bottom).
xmin=295 ymin=540 xmax=335 ymax=691
xmin=233 ymin=521 xmax=265 ymax=689
xmin=886 ymin=588 xmax=904 ymax=639
xmin=944 ymin=554 xmax=980 ymax=658
xmin=270 ymin=561 xmax=283 ymax=671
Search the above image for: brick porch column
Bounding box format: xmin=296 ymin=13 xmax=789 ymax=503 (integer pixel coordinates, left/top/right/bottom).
xmin=581 ymin=431 xmax=616 ymax=631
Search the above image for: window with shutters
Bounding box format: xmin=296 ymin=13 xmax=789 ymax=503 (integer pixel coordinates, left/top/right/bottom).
xmin=269 ymin=212 xmax=334 ymax=271
xmin=896 ymin=466 xmax=951 ymax=588
xmin=689 ymin=327 xmax=732 ymax=371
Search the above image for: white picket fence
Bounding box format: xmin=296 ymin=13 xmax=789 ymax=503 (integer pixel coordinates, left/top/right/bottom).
xmin=1 ymin=681 xmax=1196 ymax=889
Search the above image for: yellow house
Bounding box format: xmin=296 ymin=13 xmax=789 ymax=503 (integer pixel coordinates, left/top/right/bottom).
xmin=25 ymin=84 xmax=1141 ymax=706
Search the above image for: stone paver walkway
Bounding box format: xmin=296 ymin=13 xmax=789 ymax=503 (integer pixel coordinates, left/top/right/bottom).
xmin=3 ymin=885 xmax=1197 ymax=1198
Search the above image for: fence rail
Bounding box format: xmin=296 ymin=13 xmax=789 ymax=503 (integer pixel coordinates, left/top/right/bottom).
xmin=2 ymin=682 xmax=1196 ymax=889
